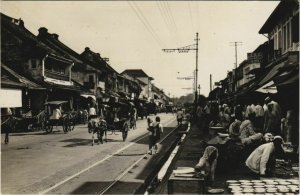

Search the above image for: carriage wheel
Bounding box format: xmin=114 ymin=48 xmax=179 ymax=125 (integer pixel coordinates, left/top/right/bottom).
xmin=122 ymin=125 xmax=129 ymax=141
xmin=63 ymin=124 xmax=69 ymax=133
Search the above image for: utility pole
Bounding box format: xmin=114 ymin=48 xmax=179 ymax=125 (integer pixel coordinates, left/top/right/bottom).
xmin=163 ymin=33 xmax=200 ymax=108
xmin=210 ymin=74 xmax=212 ymax=92
xmin=230 ymin=41 xmax=242 ymax=69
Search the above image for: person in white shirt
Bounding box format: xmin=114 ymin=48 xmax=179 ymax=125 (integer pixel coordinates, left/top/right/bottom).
xmin=245 ymin=136 xmax=285 ymax=176
xmin=89 ymin=106 xmax=97 ymax=120
xmin=50 ymin=106 xmax=62 ymax=120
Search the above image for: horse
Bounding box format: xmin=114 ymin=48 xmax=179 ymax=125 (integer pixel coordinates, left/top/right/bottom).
xmin=88 ymin=117 xmax=108 ymax=146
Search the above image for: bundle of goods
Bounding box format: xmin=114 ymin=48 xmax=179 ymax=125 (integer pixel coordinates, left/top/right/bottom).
xmin=226 ymin=179 xmax=299 ymax=194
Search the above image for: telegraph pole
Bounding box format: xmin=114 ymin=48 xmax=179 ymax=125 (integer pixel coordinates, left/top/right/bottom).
xmin=163 ymin=33 xmax=200 ymax=108
xmin=230 ymin=41 xmax=242 ymax=68
xmin=210 ymin=74 xmax=212 ymax=92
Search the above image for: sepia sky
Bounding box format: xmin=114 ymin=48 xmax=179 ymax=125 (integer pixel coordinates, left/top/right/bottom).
xmin=1 ymin=1 xmax=279 ymax=97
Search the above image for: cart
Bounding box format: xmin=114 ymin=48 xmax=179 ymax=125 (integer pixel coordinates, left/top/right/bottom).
xmin=105 ymin=101 xmax=132 ymax=141
xmin=44 ymin=101 xmax=75 ymax=134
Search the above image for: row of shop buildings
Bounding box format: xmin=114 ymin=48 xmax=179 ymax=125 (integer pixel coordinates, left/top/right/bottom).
xmin=1 ymin=13 xmax=171 ymax=115
xmin=209 ymin=0 xmax=299 ymax=114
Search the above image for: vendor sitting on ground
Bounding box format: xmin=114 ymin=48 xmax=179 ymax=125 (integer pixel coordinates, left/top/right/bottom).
xmin=195 ymin=146 xmax=218 ymax=185
xmin=245 ymin=136 xmax=285 ymax=176
xmin=219 ymin=107 xmax=231 ymax=129
xmin=239 ymin=113 xmax=263 ymax=145
xmin=228 ymin=105 xmax=243 ymax=138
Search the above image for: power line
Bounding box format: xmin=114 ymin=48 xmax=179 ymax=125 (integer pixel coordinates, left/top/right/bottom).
xmin=133 ymin=2 xmax=165 ymax=47
xmin=161 ymin=1 xmax=181 ymax=44
xmin=163 ymin=32 xmax=200 ymax=108
xmin=156 ymin=1 xmax=172 ymax=33
xmin=128 ymin=1 xmax=164 ymax=48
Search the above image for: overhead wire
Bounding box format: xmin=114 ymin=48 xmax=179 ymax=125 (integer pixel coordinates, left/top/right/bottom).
xmin=132 ymin=1 xmax=166 ymax=48
xmin=127 ymin=1 xmax=165 ymax=48
xmin=161 ymin=1 xmax=182 ymax=45
xmin=156 ymin=1 xmax=173 ymax=35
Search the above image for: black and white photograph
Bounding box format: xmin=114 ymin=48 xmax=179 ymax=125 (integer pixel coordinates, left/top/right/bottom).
xmin=0 ymin=0 xmax=299 ymax=194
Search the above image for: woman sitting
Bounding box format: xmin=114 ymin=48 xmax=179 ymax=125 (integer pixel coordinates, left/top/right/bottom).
xmin=239 ymin=113 xmax=263 ymax=145
xmin=195 ymin=146 xmax=218 ymax=185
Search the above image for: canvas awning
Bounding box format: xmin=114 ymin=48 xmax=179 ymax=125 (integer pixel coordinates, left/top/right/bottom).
xmin=256 ymin=81 xmax=278 ymax=94
xmin=258 ymin=61 xmax=286 ymax=87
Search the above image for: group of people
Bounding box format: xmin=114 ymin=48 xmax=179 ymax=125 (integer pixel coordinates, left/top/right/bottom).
xmin=192 ymin=95 xmax=296 ymax=186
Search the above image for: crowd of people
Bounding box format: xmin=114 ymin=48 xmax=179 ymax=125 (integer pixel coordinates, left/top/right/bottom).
xmin=192 ymin=95 xmax=298 ymax=186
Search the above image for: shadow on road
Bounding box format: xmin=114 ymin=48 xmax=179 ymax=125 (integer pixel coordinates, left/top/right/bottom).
xmin=60 ymin=138 xmax=94 ymax=147
xmin=69 ymin=181 xmax=113 ymax=194
xmin=9 ymin=132 xmax=48 ymax=136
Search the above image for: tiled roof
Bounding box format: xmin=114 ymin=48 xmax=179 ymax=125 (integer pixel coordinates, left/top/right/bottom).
xmin=37 ymin=27 xmax=101 ymax=73
xmin=1 ymin=63 xmax=44 ymax=89
xmin=1 ymin=13 xmax=57 ymax=57
xmin=121 ymin=69 xmax=152 ymax=79
xmin=80 ymin=47 xmax=118 ymax=74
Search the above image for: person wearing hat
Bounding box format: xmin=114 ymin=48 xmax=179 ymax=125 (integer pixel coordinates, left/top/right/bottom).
xmin=245 ymin=135 xmax=285 ymax=176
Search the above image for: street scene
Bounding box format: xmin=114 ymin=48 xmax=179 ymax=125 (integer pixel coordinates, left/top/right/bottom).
xmin=1 ymin=0 xmax=299 ymax=194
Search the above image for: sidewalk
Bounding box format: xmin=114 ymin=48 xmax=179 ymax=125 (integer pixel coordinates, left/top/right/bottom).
xmin=158 ymin=123 xmax=299 ymax=194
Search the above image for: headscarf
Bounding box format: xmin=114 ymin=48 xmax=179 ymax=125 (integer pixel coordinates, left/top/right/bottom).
xmin=202 ymin=146 xmax=218 ymax=161
xmin=195 ymin=146 xmax=219 ymax=178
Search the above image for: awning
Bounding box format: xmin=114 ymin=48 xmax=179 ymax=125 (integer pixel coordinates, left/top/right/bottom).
xmin=80 ymin=94 xmax=96 ymax=101
xmin=258 ymin=61 xmax=286 ymax=87
xmin=0 ymin=88 xmax=22 ymax=107
xmin=256 ymin=81 xmax=278 ymax=94
xmin=271 ymin=73 xmax=299 ymax=87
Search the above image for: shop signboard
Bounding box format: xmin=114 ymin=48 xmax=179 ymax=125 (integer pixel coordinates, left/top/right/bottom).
xmin=247 ymin=52 xmax=263 ymax=63
xmin=0 ymin=88 xmax=22 ymax=107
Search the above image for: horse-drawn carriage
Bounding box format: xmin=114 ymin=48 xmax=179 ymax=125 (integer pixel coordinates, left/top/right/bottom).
xmin=106 ymin=101 xmax=133 ymax=141
xmin=44 ymin=101 xmax=76 ymax=133
xmin=87 ymin=100 xmax=134 ymax=145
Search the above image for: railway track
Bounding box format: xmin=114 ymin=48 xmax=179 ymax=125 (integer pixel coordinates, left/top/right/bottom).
xmin=39 ymin=117 xmax=179 ymax=194
xmin=97 ymin=122 xmax=181 ymax=195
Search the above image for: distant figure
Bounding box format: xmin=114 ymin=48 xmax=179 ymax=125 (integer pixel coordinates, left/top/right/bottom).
xmin=2 ymin=108 xmax=13 ymax=144
xmin=254 ymin=101 xmax=265 ymax=129
xmin=246 ymin=136 xmax=285 ymax=176
xmin=195 ymin=146 xmax=218 ymax=185
xmin=176 ymin=109 xmax=184 ymax=126
xmin=50 ymin=105 xmax=62 ymax=120
xmin=264 ymin=97 xmax=282 ymax=135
